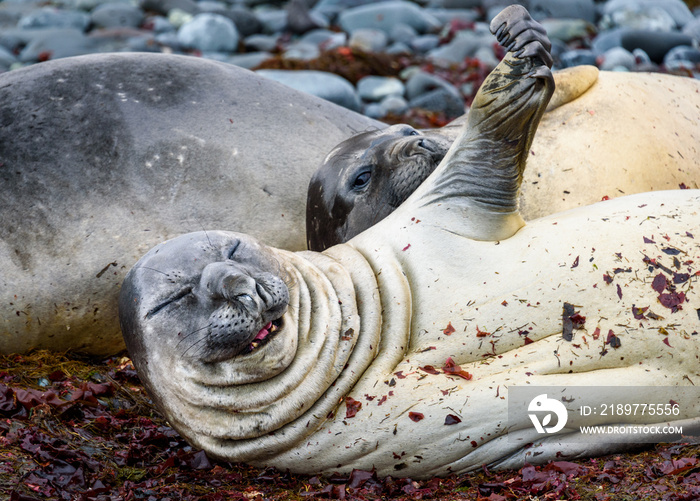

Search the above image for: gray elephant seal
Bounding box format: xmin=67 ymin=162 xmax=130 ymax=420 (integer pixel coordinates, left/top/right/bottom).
xmin=307 ymin=66 xmax=700 ymax=251
xmin=120 ymin=6 xmax=700 ymax=478
xmin=0 ymin=52 xmax=381 ymax=356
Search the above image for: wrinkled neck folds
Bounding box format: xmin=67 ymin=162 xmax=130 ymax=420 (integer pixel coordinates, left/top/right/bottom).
xmin=157 ymin=244 xmax=400 ymax=463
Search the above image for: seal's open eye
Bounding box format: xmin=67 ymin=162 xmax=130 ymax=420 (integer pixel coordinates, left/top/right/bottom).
xmin=400 ymin=126 xmax=420 ymax=136
xmin=352 ymin=169 xmax=371 ymax=190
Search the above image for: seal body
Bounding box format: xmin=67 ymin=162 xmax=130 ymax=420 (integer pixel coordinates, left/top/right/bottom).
xmin=307 ymin=67 xmax=700 ymax=250
xmin=0 ymin=52 xmax=381 ymax=356
xmin=120 ymin=7 xmax=699 ymax=479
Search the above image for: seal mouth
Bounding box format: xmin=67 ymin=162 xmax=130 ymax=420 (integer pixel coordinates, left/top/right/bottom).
xmin=241 ymin=317 xmax=283 ymax=355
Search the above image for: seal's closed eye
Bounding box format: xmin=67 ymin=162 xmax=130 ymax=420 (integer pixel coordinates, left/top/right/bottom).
xmin=227 ymin=241 xmax=241 ymax=260
xmin=146 ymin=286 xmax=193 ymax=319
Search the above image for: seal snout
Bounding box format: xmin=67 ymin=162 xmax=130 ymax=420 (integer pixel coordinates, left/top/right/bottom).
xmin=197 ymin=261 xmax=290 ymax=362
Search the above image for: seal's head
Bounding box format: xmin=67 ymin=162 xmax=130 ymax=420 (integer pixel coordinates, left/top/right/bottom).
xmin=118 ymin=230 xmax=366 ymax=452
xmin=119 ymin=231 xmax=294 ymax=384
xmin=306 ymin=124 xmax=450 ymax=251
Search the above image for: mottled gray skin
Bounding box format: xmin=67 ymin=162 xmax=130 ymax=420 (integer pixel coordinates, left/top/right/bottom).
xmin=306 ymin=125 xmax=451 ymax=250
xmin=0 ymin=52 xmax=381 ymax=356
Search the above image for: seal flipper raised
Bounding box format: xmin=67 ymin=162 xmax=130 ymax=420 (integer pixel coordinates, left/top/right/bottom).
xmin=400 ymin=4 xmax=555 ymax=242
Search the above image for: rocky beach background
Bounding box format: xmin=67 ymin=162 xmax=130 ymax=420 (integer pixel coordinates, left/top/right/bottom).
xmin=1 ymin=0 xmax=699 ymax=127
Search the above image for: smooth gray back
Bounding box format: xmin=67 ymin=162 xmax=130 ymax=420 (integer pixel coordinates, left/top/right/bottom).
xmin=0 ymin=52 xmax=382 ymax=355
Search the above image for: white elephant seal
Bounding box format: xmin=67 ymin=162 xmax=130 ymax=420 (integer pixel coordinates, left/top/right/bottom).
xmin=307 ymin=66 xmax=700 ymax=250
xmin=0 ymin=52 xmax=381 ymax=356
xmin=120 ymin=7 xmax=700 ymax=478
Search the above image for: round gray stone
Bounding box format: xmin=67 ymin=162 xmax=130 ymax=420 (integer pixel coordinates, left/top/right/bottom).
xmin=601 ymin=0 xmax=692 ymax=31
xmin=177 ymin=13 xmax=240 ymax=52
xmin=244 ymin=33 xmax=279 ymax=53
xmin=349 ymin=28 xmax=388 ymax=52
xmin=410 ymin=34 xmax=440 ymax=54
xmin=409 ymin=87 xmax=465 ymax=118
xmin=90 ymin=3 xmax=145 ymax=29
xmin=357 ymin=75 xmax=405 ymax=102
xmin=620 ymin=30 xmax=694 ymax=64
xmin=17 ymin=28 xmax=97 ymax=63
xmin=256 ymin=69 xmax=361 ymax=111
xmin=379 ymin=94 xmax=409 ymax=115
xmin=558 ymin=49 xmax=597 ymax=68
xmin=140 ymin=0 xmax=200 ymax=16
xmin=389 ymin=23 xmax=418 ymax=44
xmin=338 ymin=1 xmax=442 ymax=35
xmin=300 ymin=29 xmax=347 ymax=50
xmin=18 ymin=7 xmax=91 ymax=31
xmin=426 ymin=30 xmax=488 ymax=63
xmin=599 ymin=46 xmax=636 ymax=70
xmin=282 ymin=41 xmax=320 ymax=60
xmin=529 ymin=0 xmax=596 ymax=23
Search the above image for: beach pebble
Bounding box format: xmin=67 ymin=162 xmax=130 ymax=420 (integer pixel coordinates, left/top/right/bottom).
xmin=140 ymin=0 xmax=199 ymax=16
xmin=410 ymin=34 xmax=440 ymax=54
xmin=286 ymin=0 xmax=328 ymax=34
xmin=0 ymin=44 xmax=17 ymax=68
xmin=682 ymin=17 xmax=700 ymax=42
xmin=283 ymin=41 xmax=320 ymax=60
xmin=349 ymin=28 xmax=388 ymax=52
xmin=1 ymin=0 xmax=699 ymax=121
xmin=245 ymin=34 xmax=278 ymax=53
xmin=338 ymin=1 xmax=441 ymax=35
xmin=18 ymin=7 xmax=90 ymax=31
xmin=540 ymin=19 xmax=597 ymax=43
xmin=357 ymin=75 xmax=405 ymax=101
xmin=256 ymin=9 xmax=288 ymax=35
xmin=409 ymin=86 xmax=464 ymax=118
xmin=300 ymin=29 xmax=347 ymax=50
xmin=559 ymin=49 xmax=597 ymax=68
xmin=256 ymin=69 xmax=361 ymax=111
xmin=18 ymin=28 xmax=95 ymax=63
xmin=599 ymin=46 xmax=636 ymax=70
xmin=227 ymin=7 xmax=263 ymax=38
xmin=90 ymin=3 xmax=144 ymax=29
xmin=426 ymin=8 xmax=479 ymax=26
xmin=380 ymin=95 xmax=409 ymax=115
xmin=601 ymin=0 xmax=693 ymax=31
xmin=228 ymin=51 xmax=272 ymax=69
xmin=664 ymin=45 xmax=700 ymax=66
xmin=389 ymin=23 xmax=419 ymax=44
xmin=142 ymin=15 xmax=176 ymax=33
xmin=177 ymin=13 xmax=239 ymax=53
xmin=620 ymin=30 xmax=694 ymax=63
xmin=530 ymin=0 xmax=596 ymax=23
xmin=427 ymin=30 xmax=488 ymax=63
